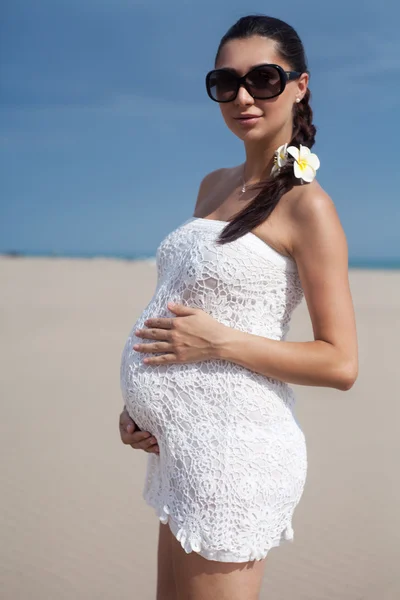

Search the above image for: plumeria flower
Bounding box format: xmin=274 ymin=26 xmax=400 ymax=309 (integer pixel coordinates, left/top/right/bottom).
xmin=276 ymin=143 xmax=289 ymax=167
xmin=271 ymin=143 xmax=289 ymax=177
xmin=287 ymin=144 xmax=320 ymax=183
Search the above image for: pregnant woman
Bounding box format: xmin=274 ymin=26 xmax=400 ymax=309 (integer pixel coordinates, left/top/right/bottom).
xmin=119 ymin=14 xmax=358 ymax=600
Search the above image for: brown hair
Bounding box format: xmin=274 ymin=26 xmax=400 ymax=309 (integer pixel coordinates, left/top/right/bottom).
xmin=214 ymin=15 xmax=317 ymax=245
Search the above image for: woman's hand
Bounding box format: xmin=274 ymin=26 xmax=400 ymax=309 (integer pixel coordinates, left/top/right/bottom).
xmin=133 ymin=302 xmax=228 ymax=365
xmin=119 ymin=408 xmax=159 ymax=454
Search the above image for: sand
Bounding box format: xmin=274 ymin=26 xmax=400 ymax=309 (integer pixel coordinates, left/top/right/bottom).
xmin=1 ymin=256 xmax=399 ymax=600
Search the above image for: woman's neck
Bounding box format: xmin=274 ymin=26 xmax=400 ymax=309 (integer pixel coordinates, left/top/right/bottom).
xmin=242 ymin=147 xmax=275 ymax=183
xmin=242 ymin=130 xmax=293 ymax=183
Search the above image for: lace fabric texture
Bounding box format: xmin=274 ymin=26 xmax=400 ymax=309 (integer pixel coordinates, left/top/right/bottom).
xmin=120 ymin=217 xmax=308 ymax=562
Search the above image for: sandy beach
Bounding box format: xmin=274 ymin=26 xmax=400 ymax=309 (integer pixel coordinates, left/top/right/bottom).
xmin=1 ymin=255 xmax=399 ymax=600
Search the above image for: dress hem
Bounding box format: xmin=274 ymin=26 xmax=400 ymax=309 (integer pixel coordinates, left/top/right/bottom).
xmin=143 ymin=492 xmax=295 ymax=563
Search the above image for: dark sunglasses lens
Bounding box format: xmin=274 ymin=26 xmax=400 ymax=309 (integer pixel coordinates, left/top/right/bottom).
xmin=208 ymin=70 xmax=237 ymax=102
xmin=246 ymin=66 xmax=282 ymax=98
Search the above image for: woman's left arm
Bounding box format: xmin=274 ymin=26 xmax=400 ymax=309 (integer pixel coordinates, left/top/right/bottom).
xmin=217 ymin=187 xmax=359 ymax=391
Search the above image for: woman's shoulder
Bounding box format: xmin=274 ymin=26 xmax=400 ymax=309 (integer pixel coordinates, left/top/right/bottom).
xmin=287 ymin=180 xmax=336 ymax=224
xmin=285 ymin=179 xmax=346 ymax=259
xmin=197 ymin=166 xmax=238 ymax=192
xmin=193 ymin=166 xmax=239 ymax=214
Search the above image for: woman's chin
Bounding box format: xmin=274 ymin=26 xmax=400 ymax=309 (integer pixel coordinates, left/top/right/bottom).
xmin=232 ymin=127 xmax=269 ymax=143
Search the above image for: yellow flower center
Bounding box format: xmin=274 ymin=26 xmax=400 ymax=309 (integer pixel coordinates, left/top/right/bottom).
xmin=297 ymin=158 xmax=308 ymax=172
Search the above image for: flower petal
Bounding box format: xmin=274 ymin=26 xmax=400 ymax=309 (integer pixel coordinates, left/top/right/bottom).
xmin=287 ymin=146 xmax=299 ymax=161
xmin=277 ymin=143 xmax=287 ymax=156
xmin=299 ymin=145 xmax=311 ymax=159
xmin=277 ymin=156 xmax=287 ymax=167
xmin=307 ymin=153 xmax=320 ymax=171
xmin=276 ymin=143 xmax=288 ymax=167
xmin=293 ymin=161 xmax=303 ymax=179
xmin=299 ymin=164 xmax=316 ymax=182
xmin=271 ymin=164 xmax=280 ymax=177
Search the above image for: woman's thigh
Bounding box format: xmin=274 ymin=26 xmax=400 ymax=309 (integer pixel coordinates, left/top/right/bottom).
xmin=170 ymin=531 xmax=268 ymax=600
xmin=156 ymin=522 xmax=177 ymax=600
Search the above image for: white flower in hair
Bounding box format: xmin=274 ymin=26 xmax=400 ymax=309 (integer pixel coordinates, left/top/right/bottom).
xmin=271 ymin=143 xmax=289 ymax=177
xmin=287 ymin=144 xmax=320 ymax=183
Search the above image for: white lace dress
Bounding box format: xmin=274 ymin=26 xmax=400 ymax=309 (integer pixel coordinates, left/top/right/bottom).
xmin=120 ymin=217 xmax=307 ymax=562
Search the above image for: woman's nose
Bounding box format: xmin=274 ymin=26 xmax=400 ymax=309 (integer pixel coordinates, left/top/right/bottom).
xmin=234 ymin=84 xmax=255 ymax=106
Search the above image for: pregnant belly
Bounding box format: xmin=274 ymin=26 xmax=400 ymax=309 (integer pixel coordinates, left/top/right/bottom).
xmin=120 ymin=335 xmax=301 ymax=440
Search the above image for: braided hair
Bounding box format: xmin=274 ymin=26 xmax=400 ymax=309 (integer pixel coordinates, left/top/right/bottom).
xmin=213 ymin=16 xmax=317 ymax=245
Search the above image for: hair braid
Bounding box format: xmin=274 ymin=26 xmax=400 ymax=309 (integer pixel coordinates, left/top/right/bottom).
xmin=291 ymin=89 xmax=316 ymax=148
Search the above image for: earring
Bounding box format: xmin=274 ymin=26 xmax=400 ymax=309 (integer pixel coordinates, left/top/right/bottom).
xmin=296 ymin=98 xmax=301 ymax=103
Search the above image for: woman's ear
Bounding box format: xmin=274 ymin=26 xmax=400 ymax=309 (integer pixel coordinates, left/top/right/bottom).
xmin=297 ymin=73 xmax=309 ymax=101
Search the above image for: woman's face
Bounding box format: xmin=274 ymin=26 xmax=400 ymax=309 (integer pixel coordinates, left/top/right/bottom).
xmin=215 ymin=36 xmax=308 ymax=144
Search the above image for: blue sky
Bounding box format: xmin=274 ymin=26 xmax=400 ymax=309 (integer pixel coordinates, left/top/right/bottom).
xmin=1 ymin=0 xmax=399 ymax=261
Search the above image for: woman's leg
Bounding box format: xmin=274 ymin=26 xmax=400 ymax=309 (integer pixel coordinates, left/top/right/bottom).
xmin=170 ymin=530 xmax=268 ymax=600
xmin=156 ymin=522 xmax=177 ymax=600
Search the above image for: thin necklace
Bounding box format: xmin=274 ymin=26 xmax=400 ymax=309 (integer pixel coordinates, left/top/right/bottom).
xmin=240 ymin=164 xmax=247 ymax=194
xmin=241 ymin=163 xmax=271 ymax=193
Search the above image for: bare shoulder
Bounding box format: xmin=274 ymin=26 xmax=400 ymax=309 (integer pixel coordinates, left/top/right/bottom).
xmin=193 ymin=167 xmax=233 ymax=215
xmin=289 ymin=180 xmax=337 ymax=227
xmin=287 ymin=180 xmax=347 ymax=266
xmin=198 ymin=167 xmax=228 ymax=190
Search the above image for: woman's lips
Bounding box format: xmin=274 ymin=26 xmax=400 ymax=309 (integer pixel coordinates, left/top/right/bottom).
xmin=235 ymin=116 xmax=261 ymax=126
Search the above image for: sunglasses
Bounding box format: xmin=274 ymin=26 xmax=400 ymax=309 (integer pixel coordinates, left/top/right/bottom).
xmin=205 ymin=63 xmax=301 ymax=103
